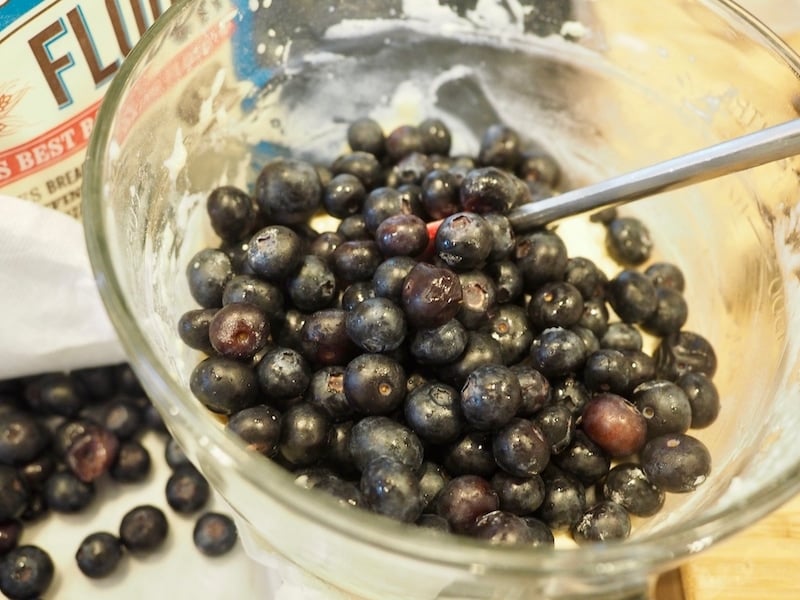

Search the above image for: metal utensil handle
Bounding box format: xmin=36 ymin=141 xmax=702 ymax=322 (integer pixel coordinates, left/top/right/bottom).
xmin=508 ymin=118 xmax=800 ymax=232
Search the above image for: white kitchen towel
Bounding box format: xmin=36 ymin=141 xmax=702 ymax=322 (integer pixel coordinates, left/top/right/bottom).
xmin=0 ymin=195 xmax=125 ymax=380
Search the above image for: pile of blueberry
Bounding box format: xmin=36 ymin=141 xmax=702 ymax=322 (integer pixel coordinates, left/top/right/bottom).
xmin=0 ymin=364 xmax=238 ymax=600
xmin=180 ymin=117 xmax=720 ymax=548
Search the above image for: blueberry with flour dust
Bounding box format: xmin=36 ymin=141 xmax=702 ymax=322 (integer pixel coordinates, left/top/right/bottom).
xmin=632 ymin=380 xmax=692 ymax=439
xmin=641 ymin=433 xmax=712 ymax=493
xmin=246 ymin=225 xmax=303 ymax=282
xmin=602 ymin=463 xmax=665 ymax=518
xmin=471 ymin=510 xmax=535 ymax=545
xmin=572 ymin=501 xmax=632 ymax=544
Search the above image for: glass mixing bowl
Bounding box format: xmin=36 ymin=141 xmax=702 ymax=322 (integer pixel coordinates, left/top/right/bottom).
xmin=82 ymin=1 xmax=800 ymax=598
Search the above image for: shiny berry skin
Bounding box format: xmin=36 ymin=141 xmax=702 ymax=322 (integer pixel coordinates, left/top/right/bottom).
xmin=605 ymin=216 xmax=653 ymax=266
xmin=331 ymin=240 xmax=383 ymax=283
xmin=642 ymin=287 xmax=688 ymax=336
xmin=300 ymin=309 xmax=359 ymax=367
xmin=186 ymin=248 xmax=233 ymax=308
xmin=193 ymin=512 xmax=238 ymax=557
xmin=600 ymin=322 xmax=643 ymax=352
xmin=308 ymin=231 xmax=345 ymax=264
xmin=623 ymin=349 xmax=657 ymax=393
xmin=256 ymin=347 xmax=311 ymax=401
xmin=435 ymin=212 xmax=493 ymax=271
xmin=418 ymin=461 xmax=450 ymax=511
xmin=478 ymin=124 xmax=522 ymax=169
xmin=581 ymin=393 xmax=647 ymax=458
xmin=460 ymin=167 xmax=518 ymax=215
xmin=166 ymin=465 xmax=210 ymax=514
xmin=305 ymin=367 xmax=353 ymax=423
xmin=632 ymin=380 xmax=692 ymax=439
xmin=278 ymin=403 xmax=330 ymax=467
xmin=208 ymin=303 xmax=270 ymax=361
xmin=0 ymin=467 xmax=29 ymax=521
xmin=572 ymin=501 xmax=631 ymax=544
xmin=223 ymin=275 xmax=285 ymax=329
xmin=226 ymin=404 xmax=282 ymax=457
xmin=511 ymin=365 xmax=550 ymax=417
xmin=386 ymin=125 xmax=425 ymax=162
xmin=345 ymin=297 xmax=407 ymax=353
xmin=460 ymin=364 xmax=522 ymax=430
xmin=246 ymin=225 xmax=303 ymax=282
xmin=401 ymin=262 xmax=463 ymax=329
xmin=331 ymin=151 xmax=384 ymax=190
xmin=442 ymin=431 xmax=497 ymax=479
xmin=75 ymin=532 xmax=123 ymax=579
xmin=491 ymin=471 xmax=545 ymax=515
xmin=532 ymin=403 xmax=575 ymax=455
xmin=565 ymin=257 xmax=608 ymax=301
xmin=583 ymin=348 xmax=632 ymax=394
xmin=677 ymin=372 xmax=720 ymax=429
xmin=482 ymin=304 xmax=532 ymax=365
xmin=522 ymin=517 xmax=555 ymax=547
xmin=514 ymin=230 xmax=568 ymax=291
xmin=421 ymin=170 xmax=461 ymax=220
xmin=372 ymin=256 xmax=417 ymax=301
xmin=527 ymin=281 xmax=584 ymax=331
xmin=360 ymin=457 xmax=423 ymax=523
xmin=530 ymin=327 xmax=586 ymax=379
xmin=418 ymin=118 xmax=451 ymax=155
xmin=550 ymin=375 xmax=591 ymax=418
xmin=577 ymin=300 xmax=610 ymax=339
xmin=536 ymin=466 xmax=586 ymax=531
xmin=606 ymin=270 xmax=658 ymax=324
xmin=337 ymin=214 xmax=371 ymax=240
xmin=340 ymin=282 xmax=377 ymax=312
xmin=347 ymin=117 xmax=385 ymax=156
xmin=471 ymin=510 xmax=535 ymax=545
xmin=492 ymin=418 xmax=550 ymax=478
xmin=206 ymin=185 xmax=254 ymax=243
xmin=44 ymin=471 xmax=94 ymax=513
xmin=602 ymin=463 xmax=665 ymax=517
xmin=189 ymin=356 xmax=258 ymax=415
xmin=456 ymin=271 xmax=497 ymax=331
xmin=323 ymin=173 xmax=366 ymax=219
xmin=110 ymin=439 xmax=151 ymax=483
xmin=255 ymin=158 xmax=321 ymax=225
xmin=376 ymin=214 xmax=429 ymax=258
xmin=344 ymin=353 xmax=406 ymax=415
xmin=438 ymin=332 xmax=503 ymax=389
xmin=517 ymin=150 xmax=560 ymax=186
xmin=348 ymin=416 xmax=423 ymax=472
xmin=641 ymin=433 xmax=711 ymax=493
xmin=287 ymin=256 xmax=338 ymax=312
xmin=119 ymin=505 xmax=168 ymax=553
xmin=645 ymin=262 xmax=686 ymax=293
xmin=0 ymin=412 xmax=49 ymax=466
xmin=435 ymin=475 xmax=499 ymax=533
xmin=552 ymin=430 xmax=610 ymax=485
xmin=404 ymin=382 xmax=464 ymax=445
xmin=0 ymin=520 xmax=22 ymax=555
xmin=390 ymin=152 xmax=431 ymax=187
xmin=484 ymin=213 xmax=515 ymax=262
xmin=654 ymin=330 xmax=718 ymax=380
xmin=0 ymin=545 xmax=54 ymax=599
xmin=485 ymin=260 xmax=524 ymax=304
xmin=409 ymin=319 xmax=468 ymax=365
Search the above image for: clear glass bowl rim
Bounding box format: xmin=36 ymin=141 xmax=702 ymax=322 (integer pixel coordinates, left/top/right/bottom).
xmin=82 ymin=0 xmax=800 ymax=579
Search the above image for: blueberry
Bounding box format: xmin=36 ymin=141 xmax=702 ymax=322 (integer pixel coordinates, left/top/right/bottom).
xmin=493 ymin=418 xmax=550 ymax=478
xmin=535 ymin=466 xmax=586 ymax=531
xmin=101 ymin=397 xmax=143 ymax=441
xmin=376 ymin=214 xmax=429 ymax=258
xmin=514 ymin=230 xmax=569 ymax=291
xmin=522 ymin=517 xmax=555 ymax=547
xmin=331 ymin=151 xmax=384 ymax=190
xmin=256 ymin=347 xmax=311 ymax=402
xmin=482 ymin=304 xmax=532 ymax=365
xmin=189 ymin=356 xmax=259 ymax=415
xmin=401 ymin=262 xmax=463 ymax=330
xmin=255 ymin=158 xmax=321 ymax=225
xmin=580 ymin=393 xmax=647 ymax=458
xmin=313 ymin=474 xmax=365 ymax=509
xmin=340 ymin=282 xmax=377 ymax=312
xmin=416 ymin=514 xmax=451 ymax=532
xmin=572 ymin=501 xmax=631 ymax=544
xmin=0 ymin=519 xmax=22 ymax=555
xmin=64 ymin=424 xmax=119 ymax=483
xmin=206 ymin=185 xmax=255 ymax=243
xmin=564 ymin=256 xmax=608 ymax=300
xmin=370 ymin=258 xmax=414 ymax=303
xmin=418 ymin=118 xmax=452 ymax=155
xmin=517 ymin=150 xmax=560 ymax=187
xmin=35 ymin=373 xmax=88 ymax=417
xmin=435 ymin=212 xmax=493 ymax=271
xmin=346 ymin=298 xmax=407 ymax=354
xmin=491 ymin=471 xmax=546 ymax=516
xmin=344 ymin=353 xmax=406 ymax=415
xmin=642 ymin=287 xmax=688 ymax=337
xmin=0 ymin=545 xmax=54 ymax=599
xmin=552 ymin=430 xmax=610 ymax=485
xmin=654 ymin=330 xmax=718 ymax=380
xmin=577 ymin=298 xmax=610 ymax=338
xmin=308 ymin=231 xmax=345 ymax=264
xmin=390 ymin=152 xmax=431 ymax=187
xmin=300 ymin=309 xmax=359 ymax=367
xmin=409 ymin=319 xmax=468 ymax=366
xmin=477 ymin=124 xmax=522 ymax=169
xmin=404 ymin=382 xmax=464 ymax=445
xmin=461 ymin=364 xmax=522 ymax=430
xmin=246 ymin=225 xmax=303 ymax=282
xmin=326 ymin=422 xmax=355 ymax=476
xmin=348 ymin=416 xmax=423 ymax=472
xmin=438 ymin=332 xmax=503 ymax=388
xmin=602 ymin=463 xmax=665 ymax=517
xmin=511 ymin=365 xmax=551 ymax=417
xmin=421 ymin=170 xmax=461 ymax=219
xmin=18 ymin=454 xmax=55 ymax=492
xmin=418 ymin=461 xmax=450 ymax=511
xmin=442 ymin=431 xmax=497 ymax=479
xmin=43 ymin=471 xmax=94 ymax=513
xmin=165 ymin=437 xmax=191 ymax=470
xmin=641 ymin=433 xmax=711 ymax=493
xmin=645 ymin=262 xmax=686 ymax=293
xmin=600 ymin=322 xmax=643 ymax=352
xmin=0 ymin=467 xmax=28 ymax=521
xmin=75 ymin=532 xmax=124 ymax=578
xmin=583 ymin=349 xmax=632 ymax=395
xmin=607 ymin=270 xmax=658 ymax=324
xmin=435 ymin=475 xmax=499 ymax=533
xmin=166 ymin=464 xmax=210 ymax=514
xmin=386 ymin=125 xmax=425 ymax=162
xmin=570 ymin=325 xmax=601 ymax=357
xmin=305 ymin=367 xmax=354 ymax=423
xmin=549 ymin=374 xmax=591 ymax=418
xmin=460 ymin=167 xmax=519 ymax=215
xmin=623 ymin=349 xmax=657 ymax=393
xmin=485 ymin=260 xmax=524 ymax=304
xmin=605 ymin=217 xmax=653 ymax=266
xmin=331 ymin=240 xmax=383 ymax=283
xmin=360 ymin=457 xmax=422 ymax=523
xmin=0 ymin=412 xmax=49 ymax=466
xmin=483 ymin=213 xmax=515 ymax=262
xmin=347 ymin=118 xmax=386 ymax=157
xmin=278 ymin=403 xmax=330 ymax=467
xmin=530 ymin=327 xmax=586 ymax=379
xmin=193 ymin=512 xmax=239 ymax=557
xmin=527 ymin=281 xmax=584 ymax=331
xmin=677 ymin=372 xmax=720 ymax=429
xmin=119 ymin=505 xmax=168 ymax=553
xmin=186 ymin=248 xmax=233 ymax=308
xmin=632 ymin=380 xmax=692 ymax=439
xmin=471 ymin=510 xmax=535 ymax=545
xmin=287 ymin=256 xmax=338 ymax=312
xmin=337 ymin=214 xmax=372 ymax=240
xmin=110 ymin=439 xmax=151 ymax=483
xmin=532 ymin=403 xmax=575 ymax=455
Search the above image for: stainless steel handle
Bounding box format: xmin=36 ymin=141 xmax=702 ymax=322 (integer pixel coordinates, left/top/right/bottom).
xmin=508 ymin=118 xmax=800 ymax=232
